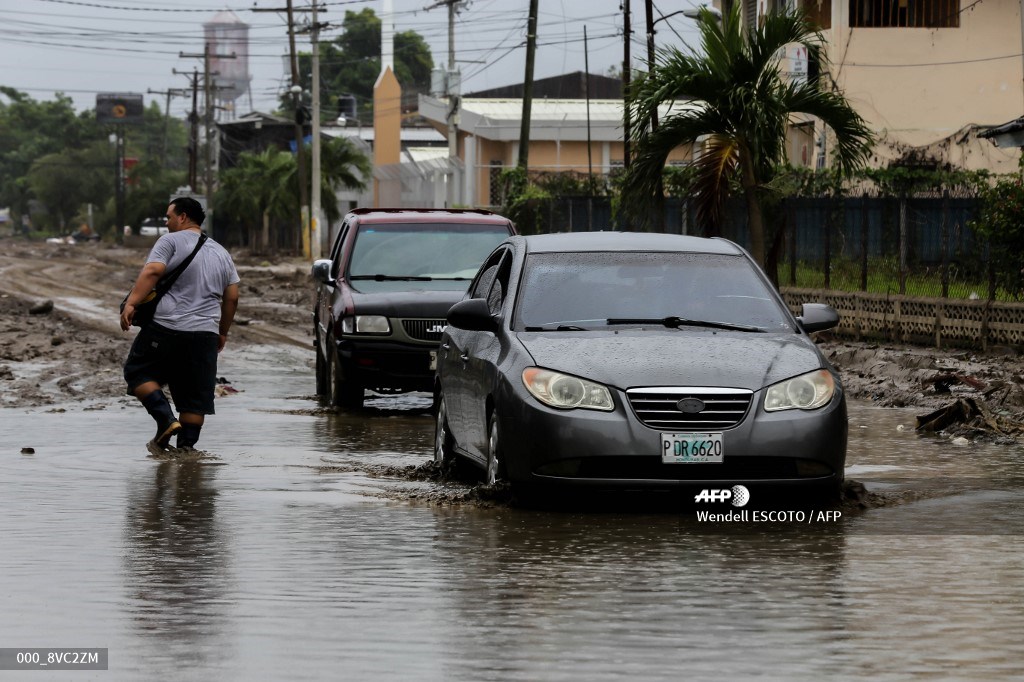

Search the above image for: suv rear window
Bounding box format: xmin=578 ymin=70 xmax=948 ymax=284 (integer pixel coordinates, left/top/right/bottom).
xmin=349 ymin=223 xmax=509 ymax=282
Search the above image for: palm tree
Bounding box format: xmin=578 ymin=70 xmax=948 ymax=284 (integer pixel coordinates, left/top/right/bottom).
xmin=621 ymin=5 xmax=873 ymax=268
xmin=217 ymin=137 xmax=368 ymax=253
xmin=218 ymin=148 xmax=294 ymax=253
xmin=310 ymin=136 xmax=370 ymax=224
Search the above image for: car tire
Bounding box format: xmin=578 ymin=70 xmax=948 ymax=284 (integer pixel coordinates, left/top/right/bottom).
xmin=485 ymin=410 xmax=506 ymax=485
xmin=314 ymin=334 xmax=328 ymax=398
xmin=434 ymin=393 xmax=455 ymax=467
xmin=327 ymin=334 xmax=364 ymax=409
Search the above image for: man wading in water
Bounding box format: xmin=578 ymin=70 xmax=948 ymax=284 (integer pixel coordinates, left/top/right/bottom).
xmin=120 ymin=197 xmax=240 ymax=453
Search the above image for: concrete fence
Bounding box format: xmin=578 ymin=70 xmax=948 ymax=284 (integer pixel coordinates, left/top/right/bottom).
xmin=783 ymin=287 xmax=1024 ymax=350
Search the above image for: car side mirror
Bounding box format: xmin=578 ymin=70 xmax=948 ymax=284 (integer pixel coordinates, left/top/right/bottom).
xmin=447 ymin=298 xmax=498 ymax=332
xmin=797 ymin=303 xmax=839 ymax=334
xmin=311 ymin=259 xmax=335 ymax=286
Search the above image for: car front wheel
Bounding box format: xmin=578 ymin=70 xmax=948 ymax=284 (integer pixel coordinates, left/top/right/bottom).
xmin=327 ymin=335 xmax=364 ymax=409
xmin=434 ymin=393 xmax=455 ymax=466
xmin=485 ymin=410 xmax=505 ymax=485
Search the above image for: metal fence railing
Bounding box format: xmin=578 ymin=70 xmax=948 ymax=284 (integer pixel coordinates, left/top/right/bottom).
xmin=524 ymin=190 xmax=1010 ymax=302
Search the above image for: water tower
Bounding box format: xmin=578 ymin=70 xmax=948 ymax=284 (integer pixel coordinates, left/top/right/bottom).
xmin=203 ymin=10 xmax=251 ymax=119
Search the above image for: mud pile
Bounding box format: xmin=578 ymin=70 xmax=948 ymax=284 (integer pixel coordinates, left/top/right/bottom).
xmin=823 ymin=340 xmax=1024 ymax=442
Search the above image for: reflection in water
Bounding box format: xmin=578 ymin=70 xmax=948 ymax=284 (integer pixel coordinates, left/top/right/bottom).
xmin=425 ymin=508 xmax=852 ymax=680
xmin=121 ymin=462 xmax=233 ymax=668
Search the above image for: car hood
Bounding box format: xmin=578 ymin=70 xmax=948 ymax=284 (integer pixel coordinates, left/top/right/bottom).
xmin=349 ymin=288 xmax=464 ymax=318
xmin=516 ymin=330 xmax=828 ymax=390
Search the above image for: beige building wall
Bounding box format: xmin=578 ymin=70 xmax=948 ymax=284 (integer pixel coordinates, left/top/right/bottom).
xmin=823 ymin=0 xmax=1023 ymax=171
xmin=712 ymin=0 xmax=1024 ymax=172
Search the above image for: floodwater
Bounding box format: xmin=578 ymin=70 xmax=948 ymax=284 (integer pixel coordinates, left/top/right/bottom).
xmin=2 ymin=345 xmax=1023 ymax=680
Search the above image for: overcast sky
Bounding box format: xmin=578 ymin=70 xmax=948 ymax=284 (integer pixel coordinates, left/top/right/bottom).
xmin=1 ymin=0 xmax=705 ymax=118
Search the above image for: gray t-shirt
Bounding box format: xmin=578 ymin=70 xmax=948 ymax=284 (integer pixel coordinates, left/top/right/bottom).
xmin=146 ymin=230 xmax=240 ymax=334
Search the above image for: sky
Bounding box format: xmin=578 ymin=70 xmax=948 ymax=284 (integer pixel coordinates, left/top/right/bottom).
xmin=0 ymin=0 xmax=705 ymax=118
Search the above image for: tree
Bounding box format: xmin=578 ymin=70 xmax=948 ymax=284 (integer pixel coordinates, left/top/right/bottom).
xmin=0 ymin=88 xmax=100 ymax=221
xmin=620 ymin=6 xmax=873 ymax=268
xmin=316 ymin=136 xmax=370 ymax=222
xmin=26 ymin=142 xmax=112 ymax=231
xmin=217 ymin=137 xmax=368 ymax=253
xmin=294 ymin=8 xmax=434 ymax=121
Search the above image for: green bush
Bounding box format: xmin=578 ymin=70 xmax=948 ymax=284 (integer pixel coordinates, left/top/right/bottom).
xmin=970 ymin=177 xmax=1024 ymax=298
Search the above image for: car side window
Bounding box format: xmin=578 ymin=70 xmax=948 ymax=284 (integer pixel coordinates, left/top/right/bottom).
xmin=471 ymin=249 xmax=506 ymax=300
xmin=486 ymin=252 xmax=513 ymax=315
xmin=331 ymin=222 xmax=351 ymax=279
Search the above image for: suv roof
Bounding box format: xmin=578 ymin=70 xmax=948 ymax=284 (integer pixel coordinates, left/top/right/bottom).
xmin=347 ymin=208 xmax=512 ymax=226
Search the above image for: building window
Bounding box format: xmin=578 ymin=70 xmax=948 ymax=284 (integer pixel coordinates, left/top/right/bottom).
xmin=802 ymin=0 xmax=831 ymax=29
xmin=850 ymin=0 xmax=960 ymax=28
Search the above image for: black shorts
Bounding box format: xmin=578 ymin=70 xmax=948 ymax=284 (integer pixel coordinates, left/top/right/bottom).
xmin=123 ymin=322 xmax=220 ymax=415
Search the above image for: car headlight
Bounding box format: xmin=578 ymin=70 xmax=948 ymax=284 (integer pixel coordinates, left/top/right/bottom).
xmin=522 ymin=367 xmax=614 ymax=411
xmin=764 ymin=369 xmax=835 ymax=411
xmin=341 ymin=315 xmax=391 ymax=335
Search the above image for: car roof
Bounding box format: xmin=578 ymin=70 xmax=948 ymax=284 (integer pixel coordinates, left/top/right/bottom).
xmin=515 ymin=231 xmax=745 ymax=255
xmin=348 ymin=208 xmax=513 ymax=226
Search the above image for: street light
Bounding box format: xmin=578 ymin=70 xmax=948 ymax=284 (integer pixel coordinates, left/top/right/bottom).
xmin=682 ymin=5 xmax=723 ymax=22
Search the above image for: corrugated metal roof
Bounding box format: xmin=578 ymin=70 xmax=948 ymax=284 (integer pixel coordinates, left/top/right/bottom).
xmin=325 ymin=127 xmax=446 ymax=143
xmin=419 ymin=94 xmax=698 ymax=142
xmin=460 ymin=98 xmax=693 ymax=122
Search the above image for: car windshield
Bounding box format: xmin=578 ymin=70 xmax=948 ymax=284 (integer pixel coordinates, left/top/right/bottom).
xmin=515 ymin=251 xmax=794 ymax=333
xmin=348 ymin=222 xmax=509 ymax=291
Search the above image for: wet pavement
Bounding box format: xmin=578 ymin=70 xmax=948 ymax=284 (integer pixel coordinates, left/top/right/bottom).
xmin=2 ymin=344 xmax=1023 ymax=679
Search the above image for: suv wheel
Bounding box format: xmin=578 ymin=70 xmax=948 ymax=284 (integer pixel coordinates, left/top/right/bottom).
xmin=327 ymin=334 xmax=364 ymax=409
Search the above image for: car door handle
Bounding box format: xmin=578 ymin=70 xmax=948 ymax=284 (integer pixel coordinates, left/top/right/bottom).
xmin=460 ymin=353 xmax=469 ymax=362
xmin=441 ymin=343 xmax=450 ymax=350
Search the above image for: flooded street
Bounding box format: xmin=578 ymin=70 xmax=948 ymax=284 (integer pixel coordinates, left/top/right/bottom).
xmin=2 ymin=344 xmax=1023 ymax=679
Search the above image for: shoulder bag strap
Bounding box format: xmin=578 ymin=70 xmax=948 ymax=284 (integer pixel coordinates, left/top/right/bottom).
xmin=154 ymin=233 xmax=208 ymax=296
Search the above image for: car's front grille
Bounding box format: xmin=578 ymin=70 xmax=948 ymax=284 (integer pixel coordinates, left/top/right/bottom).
xmin=626 ymin=387 xmax=754 ymax=430
xmin=401 ymin=318 xmax=447 ymax=342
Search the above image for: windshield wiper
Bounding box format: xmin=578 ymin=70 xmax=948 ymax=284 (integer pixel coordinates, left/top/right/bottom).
xmin=350 ymin=274 xmax=433 ymax=281
xmin=524 ymin=324 xmax=590 ymax=331
xmin=606 ymin=316 xmax=765 ymax=332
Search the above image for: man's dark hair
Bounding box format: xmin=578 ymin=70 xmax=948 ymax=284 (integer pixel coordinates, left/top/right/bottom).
xmin=170 ymin=196 xmax=206 ymax=226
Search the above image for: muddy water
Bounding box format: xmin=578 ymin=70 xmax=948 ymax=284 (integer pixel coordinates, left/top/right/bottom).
xmin=2 ymin=345 xmax=1023 ymax=679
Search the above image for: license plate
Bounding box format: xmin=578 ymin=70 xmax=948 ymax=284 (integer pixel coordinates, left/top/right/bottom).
xmin=429 ymin=350 xmax=437 ymax=371
xmin=661 ymin=432 xmax=724 ymax=463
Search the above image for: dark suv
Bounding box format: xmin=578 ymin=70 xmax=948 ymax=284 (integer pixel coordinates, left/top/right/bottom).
xmin=312 ymin=208 xmax=516 ymax=408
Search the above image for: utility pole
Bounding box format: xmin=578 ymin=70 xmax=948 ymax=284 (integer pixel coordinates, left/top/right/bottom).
xmin=623 ymin=0 xmax=631 ymax=169
xmin=644 ymin=0 xmax=663 ymax=230
xmin=584 ymin=25 xmax=593 ymax=232
xmin=252 ymin=3 xmax=323 ymax=257
xmin=115 ymin=124 xmax=125 ymax=235
xmin=172 ymin=67 xmax=201 ymax=191
xmin=310 ymin=3 xmax=324 ymax=259
xmin=287 ymin=0 xmax=309 ymax=257
xmin=147 ymin=87 xmax=188 ymax=161
xmin=426 ymin=0 xmax=463 ymax=207
xmin=446 ymin=0 xmax=459 ymax=205
xmin=518 ymin=0 xmax=539 ymax=171
xmin=180 ymin=44 xmax=235 ymax=234
xmin=644 ymin=0 xmax=658 ymax=132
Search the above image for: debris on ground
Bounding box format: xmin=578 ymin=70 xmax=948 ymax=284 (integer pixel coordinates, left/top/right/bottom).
xmin=916 ymin=397 xmax=1024 ymax=442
